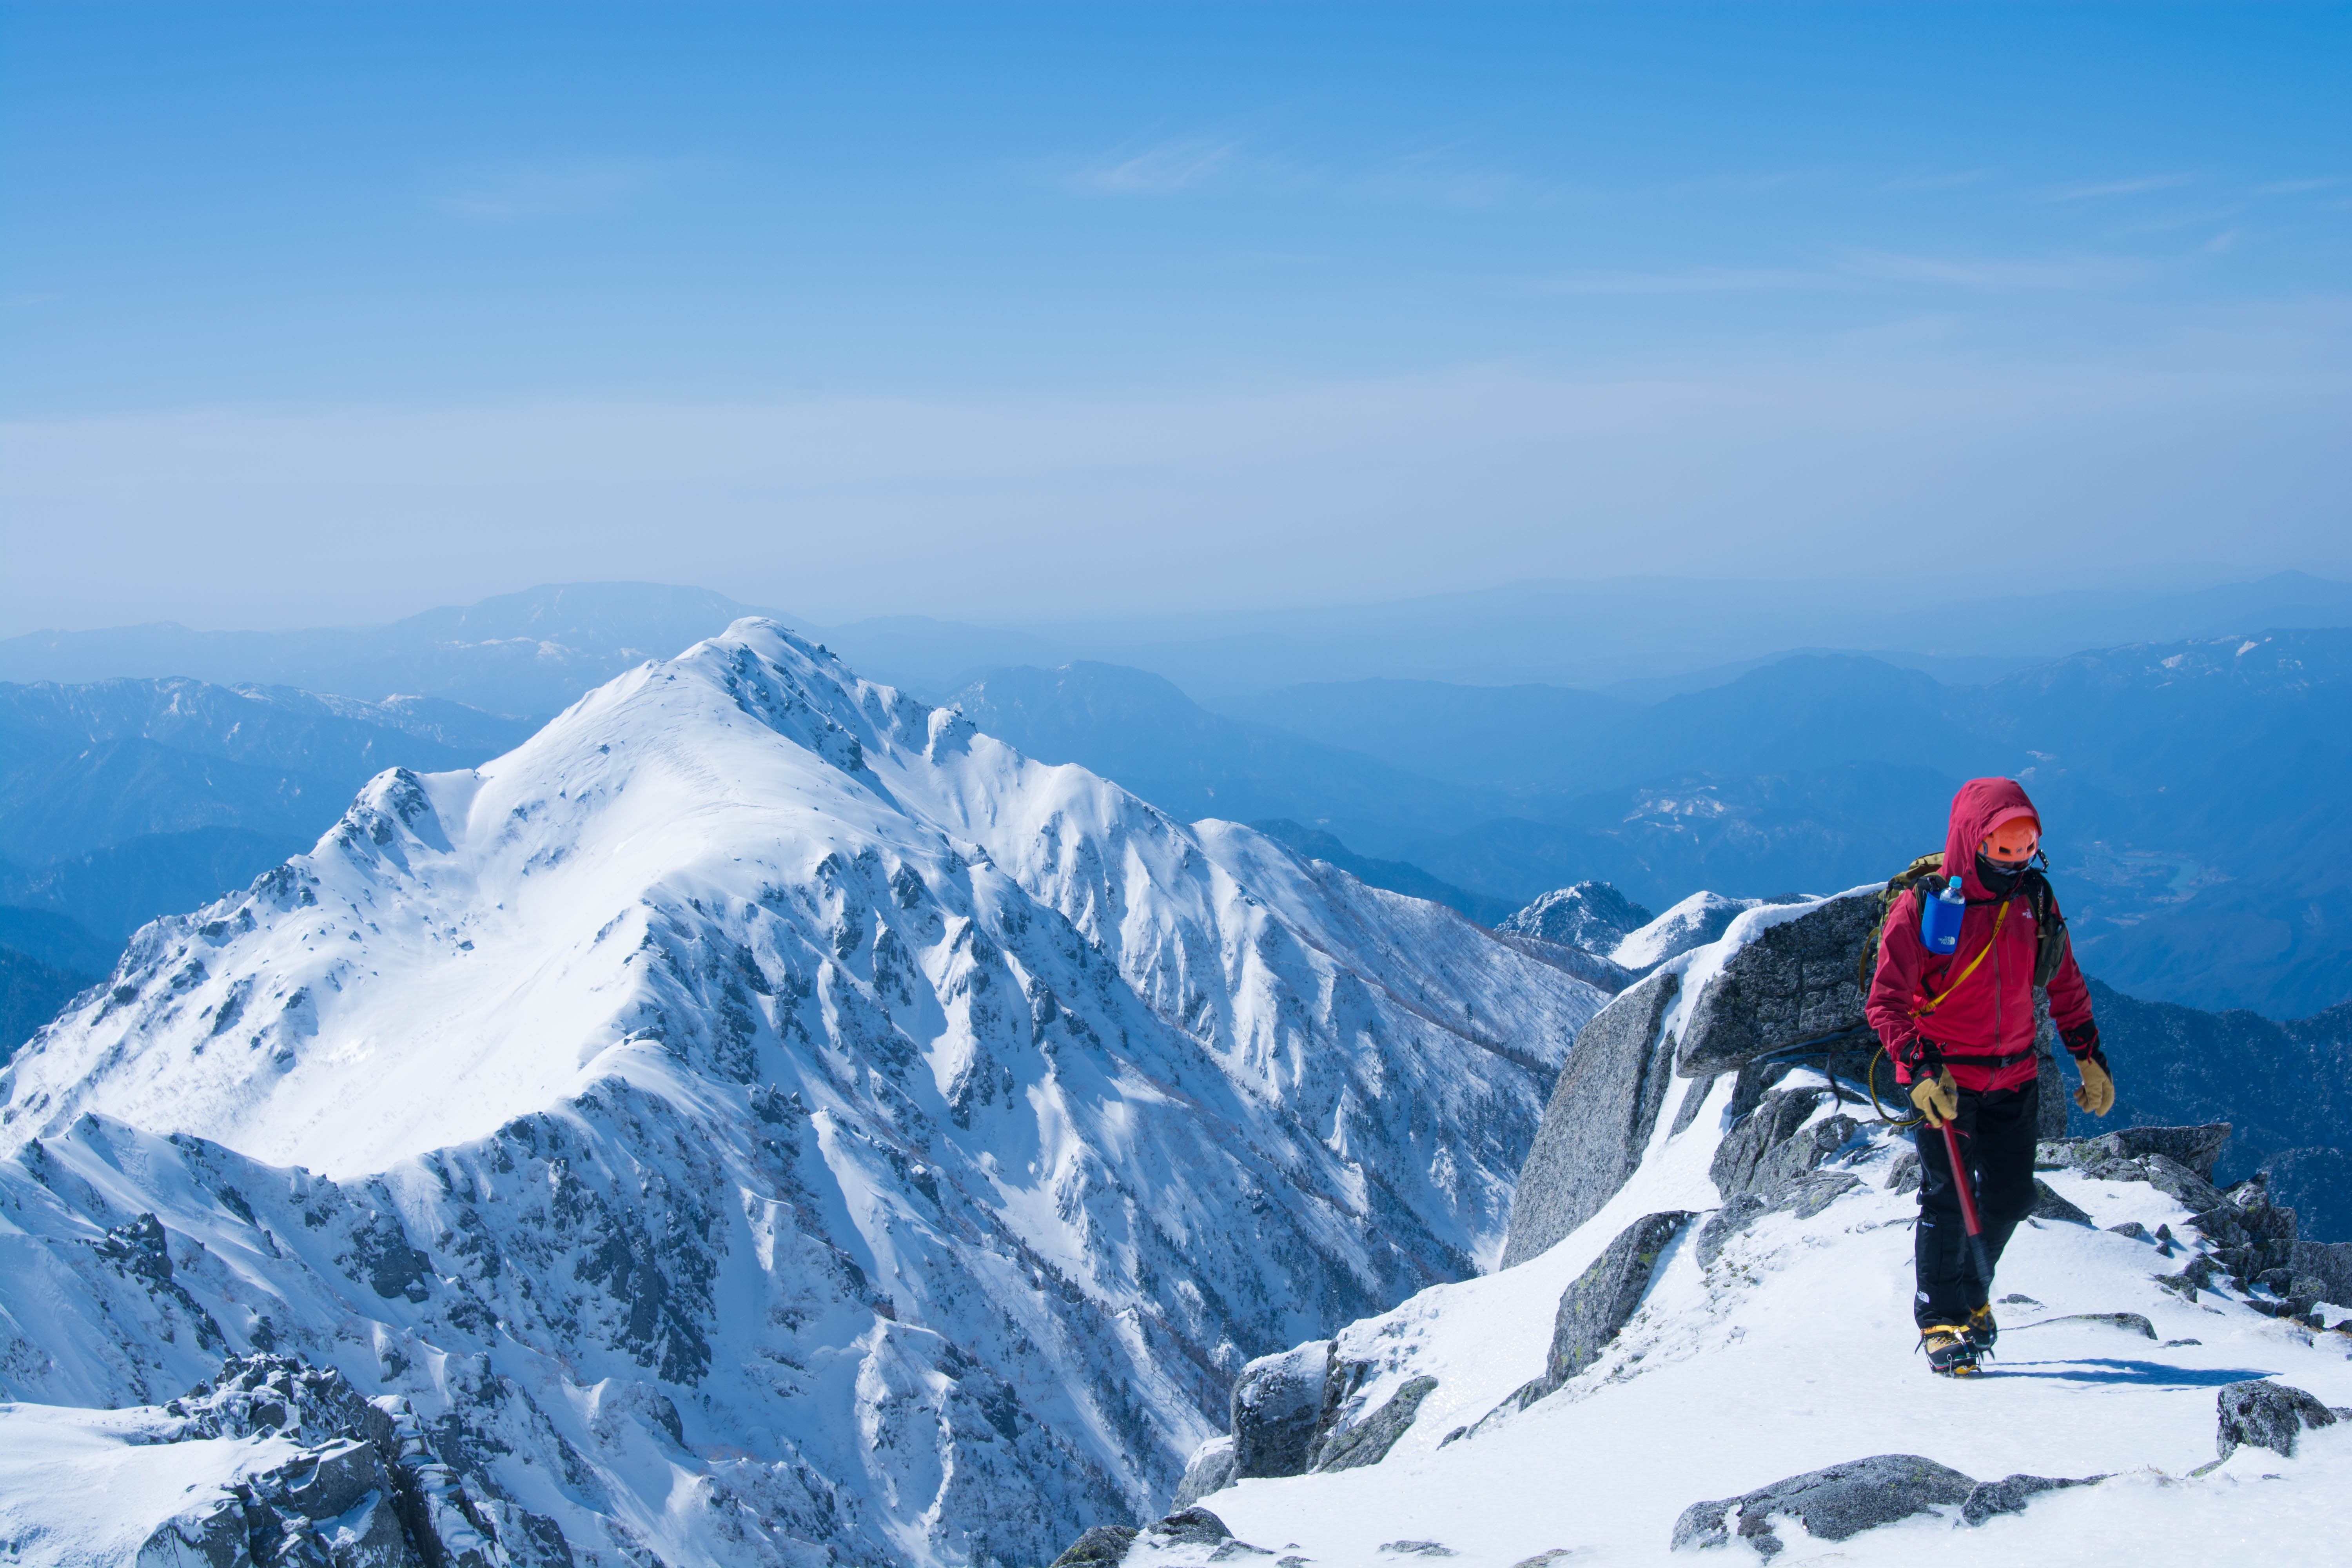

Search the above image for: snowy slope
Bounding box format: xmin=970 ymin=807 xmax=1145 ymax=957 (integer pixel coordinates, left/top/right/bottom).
xmin=1164 ymin=899 xmax=2352 ymax=1566
xmin=1610 ymin=890 xmax=1798 ymax=973
xmin=0 ymin=621 xmax=1604 ymax=1567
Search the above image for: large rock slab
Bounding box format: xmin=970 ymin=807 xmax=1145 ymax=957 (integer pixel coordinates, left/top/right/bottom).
xmin=1171 ymin=1435 xmax=1237 ymax=1508
xmin=1671 ymin=1454 xmax=1977 ymax=1557
xmin=1229 ymin=1341 xmax=1331 ymax=1479
xmin=1708 ymin=1087 xmax=1859 ymax=1201
xmin=1313 ymin=1376 xmax=1439 ymax=1472
xmin=1674 ymin=895 xmax=1879 ymax=1080
xmin=1501 ymin=971 xmax=1682 ymax=1267
xmin=1541 ymin=1211 xmax=1694 ymax=1392
xmin=2041 ymin=1124 xmax=2234 ymax=1182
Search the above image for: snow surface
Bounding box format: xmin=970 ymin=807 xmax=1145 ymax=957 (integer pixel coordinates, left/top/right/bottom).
xmin=1179 ymin=897 xmax=2352 ymax=1565
xmin=0 ymin=621 xmax=1605 ymax=1566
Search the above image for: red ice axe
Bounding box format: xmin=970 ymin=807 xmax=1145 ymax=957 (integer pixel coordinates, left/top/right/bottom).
xmin=1938 ymin=1118 xmax=1994 ymax=1283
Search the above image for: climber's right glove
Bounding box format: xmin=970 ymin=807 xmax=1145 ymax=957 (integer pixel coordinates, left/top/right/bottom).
xmin=1910 ymin=1068 xmax=1960 ymax=1129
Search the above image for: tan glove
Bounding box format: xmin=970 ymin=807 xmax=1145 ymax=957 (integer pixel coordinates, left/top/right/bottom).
xmin=2074 ymin=1054 xmax=2116 ymax=1118
xmin=1910 ymin=1068 xmax=1960 ymax=1129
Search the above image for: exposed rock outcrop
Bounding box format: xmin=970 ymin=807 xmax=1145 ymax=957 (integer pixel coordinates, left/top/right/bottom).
xmin=1497 ymin=1211 xmax=1694 ymax=1415
xmin=1501 ymin=971 xmax=1682 ymax=1267
xmin=1671 ymin=1454 xmax=1978 ymax=1557
xmin=1230 ymin=1341 xmax=1332 ymax=1479
xmin=1957 ymin=1472 xmax=2104 ymax=1527
xmin=133 ymin=1353 xmax=548 ymax=1568
xmin=1672 ymin=895 xmax=1880 ymax=1080
xmin=1049 ymin=1507 xmax=1265 ymax=1568
xmin=1172 ymin=1435 xmax=1238 ymax=1508
xmin=1314 ymin=1376 xmax=1439 ymax=1472
xmin=2214 ymin=1379 xmax=2341 ymax=1460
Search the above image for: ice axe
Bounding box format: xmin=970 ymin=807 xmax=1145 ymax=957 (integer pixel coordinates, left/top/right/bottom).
xmin=1937 ymin=1117 xmax=1994 ymax=1283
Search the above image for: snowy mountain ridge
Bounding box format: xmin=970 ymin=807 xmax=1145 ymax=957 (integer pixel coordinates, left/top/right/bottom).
xmin=0 ymin=620 xmax=1606 ymax=1566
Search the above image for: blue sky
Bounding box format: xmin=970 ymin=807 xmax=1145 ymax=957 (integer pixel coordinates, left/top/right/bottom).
xmin=2 ymin=3 xmax=2346 ymax=632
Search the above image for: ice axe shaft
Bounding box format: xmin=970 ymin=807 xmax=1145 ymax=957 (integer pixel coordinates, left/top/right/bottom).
xmin=1938 ymin=1118 xmax=1995 ymax=1283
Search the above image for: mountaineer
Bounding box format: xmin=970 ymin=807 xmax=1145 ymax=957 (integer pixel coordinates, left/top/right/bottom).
xmin=1865 ymin=777 xmax=2115 ymax=1376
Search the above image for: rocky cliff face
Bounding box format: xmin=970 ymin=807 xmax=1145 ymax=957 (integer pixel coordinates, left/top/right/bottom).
xmin=0 ymin=622 xmax=1606 ymax=1568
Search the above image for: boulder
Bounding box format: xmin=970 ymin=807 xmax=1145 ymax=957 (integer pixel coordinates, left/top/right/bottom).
xmin=1708 ymin=1088 xmax=1858 ymax=1201
xmin=1958 ymin=1472 xmax=2103 ymax=1526
xmin=1540 ymin=1211 xmax=1693 ymax=1393
xmin=1671 ymin=1454 xmax=1978 ymax=1558
xmin=2038 ymin=1125 xmax=2234 ymax=1182
xmin=1172 ymin=1435 xmax=1238 ymax=1508
xmin=2287 ymin=1239 xmax=2352 ymax=1307
xmin=1695 ymin=1197 xmax=1767 ymax=1270
xmin=1673 ymin=895 xmax=1879 ymax=1080
xmin=1230 ymin=1340 xmax=1332 ymax=1479
xmin=2027 ymin=1180 xmax=2093 ymax=1226
xmin=1502 ymin=971 xmax=1683 ymax=1267
xmin=1051 ymin=1525 xmax=1140 ymax=1566
xmin=1314 ymin=1376 xmax=1439 ymax=1472
xmin=2215 ymin=1379 xmax=2339 ymax=1460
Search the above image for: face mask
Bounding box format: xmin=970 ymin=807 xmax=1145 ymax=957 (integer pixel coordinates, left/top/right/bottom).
xmin=1975 ymin=850 xmax=2027 ymax=897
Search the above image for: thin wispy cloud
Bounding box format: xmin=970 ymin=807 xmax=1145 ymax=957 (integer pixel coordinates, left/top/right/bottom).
xmin=1837 ymin=249 xmax=2147 ymax=289
xmin=2036 ymin=172 xmax=2195 ymax=202
xmin=437 ymin=158 xmax=680 ymax=222
xmin=1064 ymin=136 xmax=1245 ymax=197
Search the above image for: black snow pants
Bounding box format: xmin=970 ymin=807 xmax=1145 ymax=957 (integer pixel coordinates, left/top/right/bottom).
xmin=1912 ymin=1079 xmax=2040 ymax=1328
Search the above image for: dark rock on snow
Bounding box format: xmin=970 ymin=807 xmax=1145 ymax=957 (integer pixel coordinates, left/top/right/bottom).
xmin=1051 ymin=1508 xmax=1264 ymax=1567
xmin=1315 ymin=1376 xmax=1440 ymax=1473
xmin=1671 ymin=1454 xmax=1978 ymax=1558
xmin=1501 ymin=970 xmax=1682 ymax=1268
xmin=1172 ymin=1434 xmax=1239 ymax=1509
xmin=2214 ymin=1379 xmax=2339 ymax=1461
xmin=1530 ymin=1211 xmax=1692 ymax=1397
xmin=1958 ymin=1472 xmax=2104 ymax=1527
xmin=1051 ymin=1524 xmax=1142 ymax=1566
xmin=1708 ymin=1087 xmax=1858 ymax=1202
xmin=1230 ymin=1341 xmax=1332 ymax=1479
xmin=1671 ymin=895 xmax=1879 ymax=1080
xmin=2027 ymin=1178 xmax=2094 ymax=1225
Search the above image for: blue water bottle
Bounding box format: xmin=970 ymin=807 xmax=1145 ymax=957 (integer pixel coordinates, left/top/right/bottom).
xmin=1920 ymin=867 xmax=1966 ymax=954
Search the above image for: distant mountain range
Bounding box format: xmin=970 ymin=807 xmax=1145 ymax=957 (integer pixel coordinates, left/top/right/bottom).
xmin=2 ymin=581 xmax=2346 ymax=1021
xmin=10 ymin=572 xmax=2351 ymax=706
xmin=0 ymin=583 xmax=791 ymax=717
xmin=0 ymin=679 xmax=540 ymax=1047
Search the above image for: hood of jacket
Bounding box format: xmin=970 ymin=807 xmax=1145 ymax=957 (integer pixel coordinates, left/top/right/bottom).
xmin=1945 ymin=776 xmax=2043 ymax=900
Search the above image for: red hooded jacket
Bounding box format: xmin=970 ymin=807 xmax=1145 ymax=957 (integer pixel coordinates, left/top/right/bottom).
xmin=1866 ymin=777 xmax=2096 ymax=1093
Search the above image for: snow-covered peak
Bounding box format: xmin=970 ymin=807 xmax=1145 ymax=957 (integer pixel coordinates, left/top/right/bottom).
xmin=1497 ymin=880 xmax=1654 ymax=953
xmin=0 ymin=620 xmax=1606 ymax=1566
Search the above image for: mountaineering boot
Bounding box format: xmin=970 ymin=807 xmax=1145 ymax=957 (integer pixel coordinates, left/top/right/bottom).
xmin=1919 ymin=1324 xmax=1981 ymax=1377
xmin=1964 ymin=1303 xmax=1998 ymax=1354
